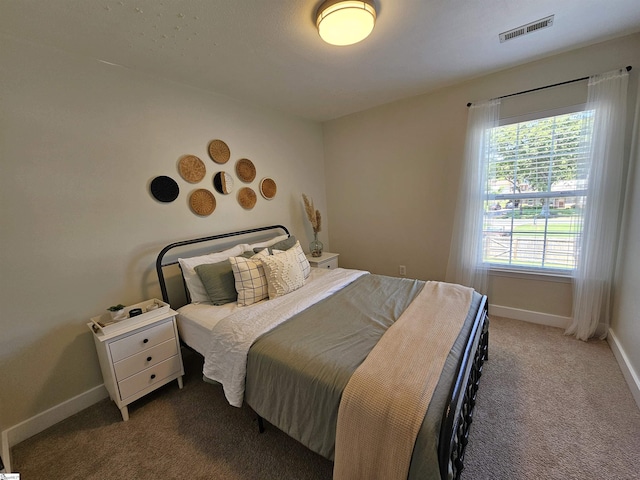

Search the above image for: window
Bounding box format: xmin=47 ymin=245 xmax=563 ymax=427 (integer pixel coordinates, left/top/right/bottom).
xmin=483 ymin=110 xmax=593 ymax=273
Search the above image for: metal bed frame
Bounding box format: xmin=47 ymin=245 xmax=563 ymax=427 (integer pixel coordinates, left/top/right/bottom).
xmin=155 ymin=225 xmax=488 ymax=480
xmin=156 ymin=225 xmax=289 ymax=307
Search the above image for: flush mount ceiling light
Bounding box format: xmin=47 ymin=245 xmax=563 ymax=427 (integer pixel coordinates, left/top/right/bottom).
xmin=316 ymin=0 xmax=377 ymax=46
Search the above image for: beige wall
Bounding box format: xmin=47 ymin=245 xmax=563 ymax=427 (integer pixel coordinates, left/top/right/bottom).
xmin=0 ymin=36 xmax=327 ymax=429
xmin=612 ymin=78 xmax=640 ymax=378
xmin=324 ymin=34 xmax=640 ymax=324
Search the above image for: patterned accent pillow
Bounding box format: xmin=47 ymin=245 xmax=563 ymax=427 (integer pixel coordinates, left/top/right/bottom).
xmin=260 ymin=246 xmax=305 ymax=299
xmin=229 ymin=249 xmax=270 ymax=306
xmin=292 ymin=241 xmax=311 ymax=279
xmin=273 ymin=241 xmax=311 ymax=279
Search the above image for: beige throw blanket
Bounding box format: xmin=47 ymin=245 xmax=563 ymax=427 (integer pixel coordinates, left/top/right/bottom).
xmin=333 ymin=281 xmax=473 ymax=480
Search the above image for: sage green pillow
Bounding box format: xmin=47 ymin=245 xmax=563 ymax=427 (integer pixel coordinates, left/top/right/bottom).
xmin=194 ymin=261 xmax=237 ymax=305
xmin=253 ymin=235 xmax=297 ymax=254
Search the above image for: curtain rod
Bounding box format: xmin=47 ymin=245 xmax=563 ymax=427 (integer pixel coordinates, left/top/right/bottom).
xmin=466 ymin=65 xmax=632 ymax=107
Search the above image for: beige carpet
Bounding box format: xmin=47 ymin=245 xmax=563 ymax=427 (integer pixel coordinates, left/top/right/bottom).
xmin=11 ymin=316 xmax=640 ymax=479
xmin=462 ymin=317 xmax=640 ymax=480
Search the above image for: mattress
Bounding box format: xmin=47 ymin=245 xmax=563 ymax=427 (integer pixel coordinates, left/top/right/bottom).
xmin=177 ymin=302 xmax=238 ymax=356
xmin=176 ymin=267 xmax=350 ymax=356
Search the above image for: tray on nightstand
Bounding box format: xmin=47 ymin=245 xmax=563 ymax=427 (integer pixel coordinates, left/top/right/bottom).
xmin=90 ymin=298 xmax=170 ymax=335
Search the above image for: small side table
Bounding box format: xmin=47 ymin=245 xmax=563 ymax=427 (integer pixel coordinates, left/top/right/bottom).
xmin=89 ymin=303 xmax=184 ymax=421
xmin=306 ymin=252 xmax=339 ymax=269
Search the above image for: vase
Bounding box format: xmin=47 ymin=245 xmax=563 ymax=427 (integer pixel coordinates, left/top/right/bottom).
xmin=310 ymin=232 xmax=323 ymax=257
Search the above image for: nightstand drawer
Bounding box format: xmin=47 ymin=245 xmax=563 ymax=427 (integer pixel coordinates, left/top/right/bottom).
xmin=109 ymin=319 xmax=175 ymax=362
xmin=306 ymin=252 xmax=339 ymax=269
xmin=113 ymin=339 xmax=178 ymax=381
xmin=318 ymin=257 xmax=339 ymax=269
xmin=118 ymin=354 xmax=182 ymax=400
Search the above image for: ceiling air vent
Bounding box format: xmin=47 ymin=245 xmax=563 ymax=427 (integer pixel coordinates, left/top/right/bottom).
xmin=499 ymin=15 xmax=554 ymax=43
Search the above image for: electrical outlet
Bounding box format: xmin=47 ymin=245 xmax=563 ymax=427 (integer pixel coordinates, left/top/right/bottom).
xmin=399 ymin=265 xmax=406 ymax=277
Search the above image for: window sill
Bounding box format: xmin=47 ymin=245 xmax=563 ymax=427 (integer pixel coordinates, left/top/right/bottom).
xmin=488 ymin=267 xmax=573 ymax=284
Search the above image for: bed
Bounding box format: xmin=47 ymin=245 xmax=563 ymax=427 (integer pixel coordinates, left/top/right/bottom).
xmin=155 ymin=225 xmax=489 ymax=480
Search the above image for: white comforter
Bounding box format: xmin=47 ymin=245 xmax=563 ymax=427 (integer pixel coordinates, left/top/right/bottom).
xmin=203 ymin=267 xmax=367 ymax=407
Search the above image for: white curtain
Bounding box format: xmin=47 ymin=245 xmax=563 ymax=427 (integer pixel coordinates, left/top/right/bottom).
xmin=566 ymin=69 xmax=629 ymax=340
xmin=447 ymin=99 xmax=500 ymax=293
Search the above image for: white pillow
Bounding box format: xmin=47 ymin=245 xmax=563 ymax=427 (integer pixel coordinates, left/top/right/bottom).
xmin=229 ymin=249 xmax=270 ymax=306
xmin=273 ymin=241 xmax=311 ymax=279
xmin=260 ymin=247 xmax=305 ymax=299
xmin=248 ymin=234 xmax=289 ymax=251
xmin=178 ymin=244 xmax=250 ymax=303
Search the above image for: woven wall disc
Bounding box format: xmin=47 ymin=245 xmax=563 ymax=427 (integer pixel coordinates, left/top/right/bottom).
xmin=259 ymin=177 xmax=277 ymax=200
xmin=189 ymin=189 xmax=216 ymax=216
xmin=238 ymin=187 xmax=257 ymax=210
xmin=150 ymin=175 xmax=179 ymax=203
xmin=208 ymin=139 xmax=231 ymax=164
xmin=179 ymin=155 xmax=206 ymax=183
xmin=213 ymin=171 xmax=234 ymax=195
xmin=236 ymin=158 xmax=256 ymax=183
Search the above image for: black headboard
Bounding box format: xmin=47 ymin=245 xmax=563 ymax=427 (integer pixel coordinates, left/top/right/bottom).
xmin=155 ymin=225 xmax=290 ymax=307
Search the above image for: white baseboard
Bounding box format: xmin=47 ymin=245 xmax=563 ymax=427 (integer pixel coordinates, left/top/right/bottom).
xmin=1 ymin=384 xmax=108 ymax=473
xmin=489 ymin=306 xmax=639 ymax=410
xmin=607 ymin=329 xmax=640 ymax=411
xmin=1 ymin=430 xmax=10 ymax=473
xmin=489 ymin=304 xmax=571 ymax=329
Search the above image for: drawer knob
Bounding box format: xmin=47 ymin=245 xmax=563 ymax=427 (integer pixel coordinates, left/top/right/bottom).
xmin=146 ymin=356 xmax=152 ymax=362
xmin=150 ymin=374 xmax=156 ymax=380
xmin=143 ymin=338 xmax=149 ymax=344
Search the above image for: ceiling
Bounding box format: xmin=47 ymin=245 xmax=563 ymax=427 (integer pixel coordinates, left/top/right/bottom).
xmin=2 ymin=0 xmax=640 ymax=121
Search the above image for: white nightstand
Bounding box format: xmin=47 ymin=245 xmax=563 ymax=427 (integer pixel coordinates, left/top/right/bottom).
xmin=88 ymin=301 xmax=184 ymax=421
xmin=306 ymin=252 xmax=339 ymax=269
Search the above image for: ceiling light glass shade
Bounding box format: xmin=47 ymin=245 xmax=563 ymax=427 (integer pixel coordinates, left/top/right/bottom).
xmin=316 ymin=0 xmax=377 ymax=46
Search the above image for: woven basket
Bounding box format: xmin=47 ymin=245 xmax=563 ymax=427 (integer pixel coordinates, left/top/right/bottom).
xmin=259 ymin=177 xmax=277 ymax=200
xmin=208 ymin=139 xmax=231 ymax=164
xmin=179 ymin=155 xmax=206 ymax=183
xmin=236 ymin=158 xmax=256 ymax=183
xmin=213 ymin=171 xmax=234 ymax=195
xmin=189 ymin=189 xmax=216 ymax=216
xmin=150 ymin=175 xmax=179 ymax=203
xmin=237 ymin=187 xmax=257 ymax=210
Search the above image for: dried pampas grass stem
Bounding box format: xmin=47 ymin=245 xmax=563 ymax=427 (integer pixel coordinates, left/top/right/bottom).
xmin=302 ymin=193 xmax=321 ymax=233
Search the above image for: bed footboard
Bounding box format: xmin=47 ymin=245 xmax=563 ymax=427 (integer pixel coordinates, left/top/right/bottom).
xmin=438 ymin=296 xmax=489 ymax=480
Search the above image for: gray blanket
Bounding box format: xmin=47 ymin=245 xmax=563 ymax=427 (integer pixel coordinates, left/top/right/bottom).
xmin=245 ymin=274 xmax=481 ymax=479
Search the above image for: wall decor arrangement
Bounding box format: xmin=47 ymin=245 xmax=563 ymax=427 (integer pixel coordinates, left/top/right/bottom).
xmin=213 ymin=171 xmax=234 ymax=195
xmin=178 ymin=154 xmax=206 ymax=183
xmin=189 ymin=188 xmax=216 ymax=216
xmin=150 ymin=175 xmax=180 ymax=203
xmin=149 ymin=137 xmax=277 ymax=215
xmin=259 ymin=177 xmax=277 ymax=200
xmin=208 ymin=139 xmax=231 ymax=164
xmin=238 ymin=187 xmax=257 ymax=210
xmin=235 ymin=158 xmax=256 ymax=183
